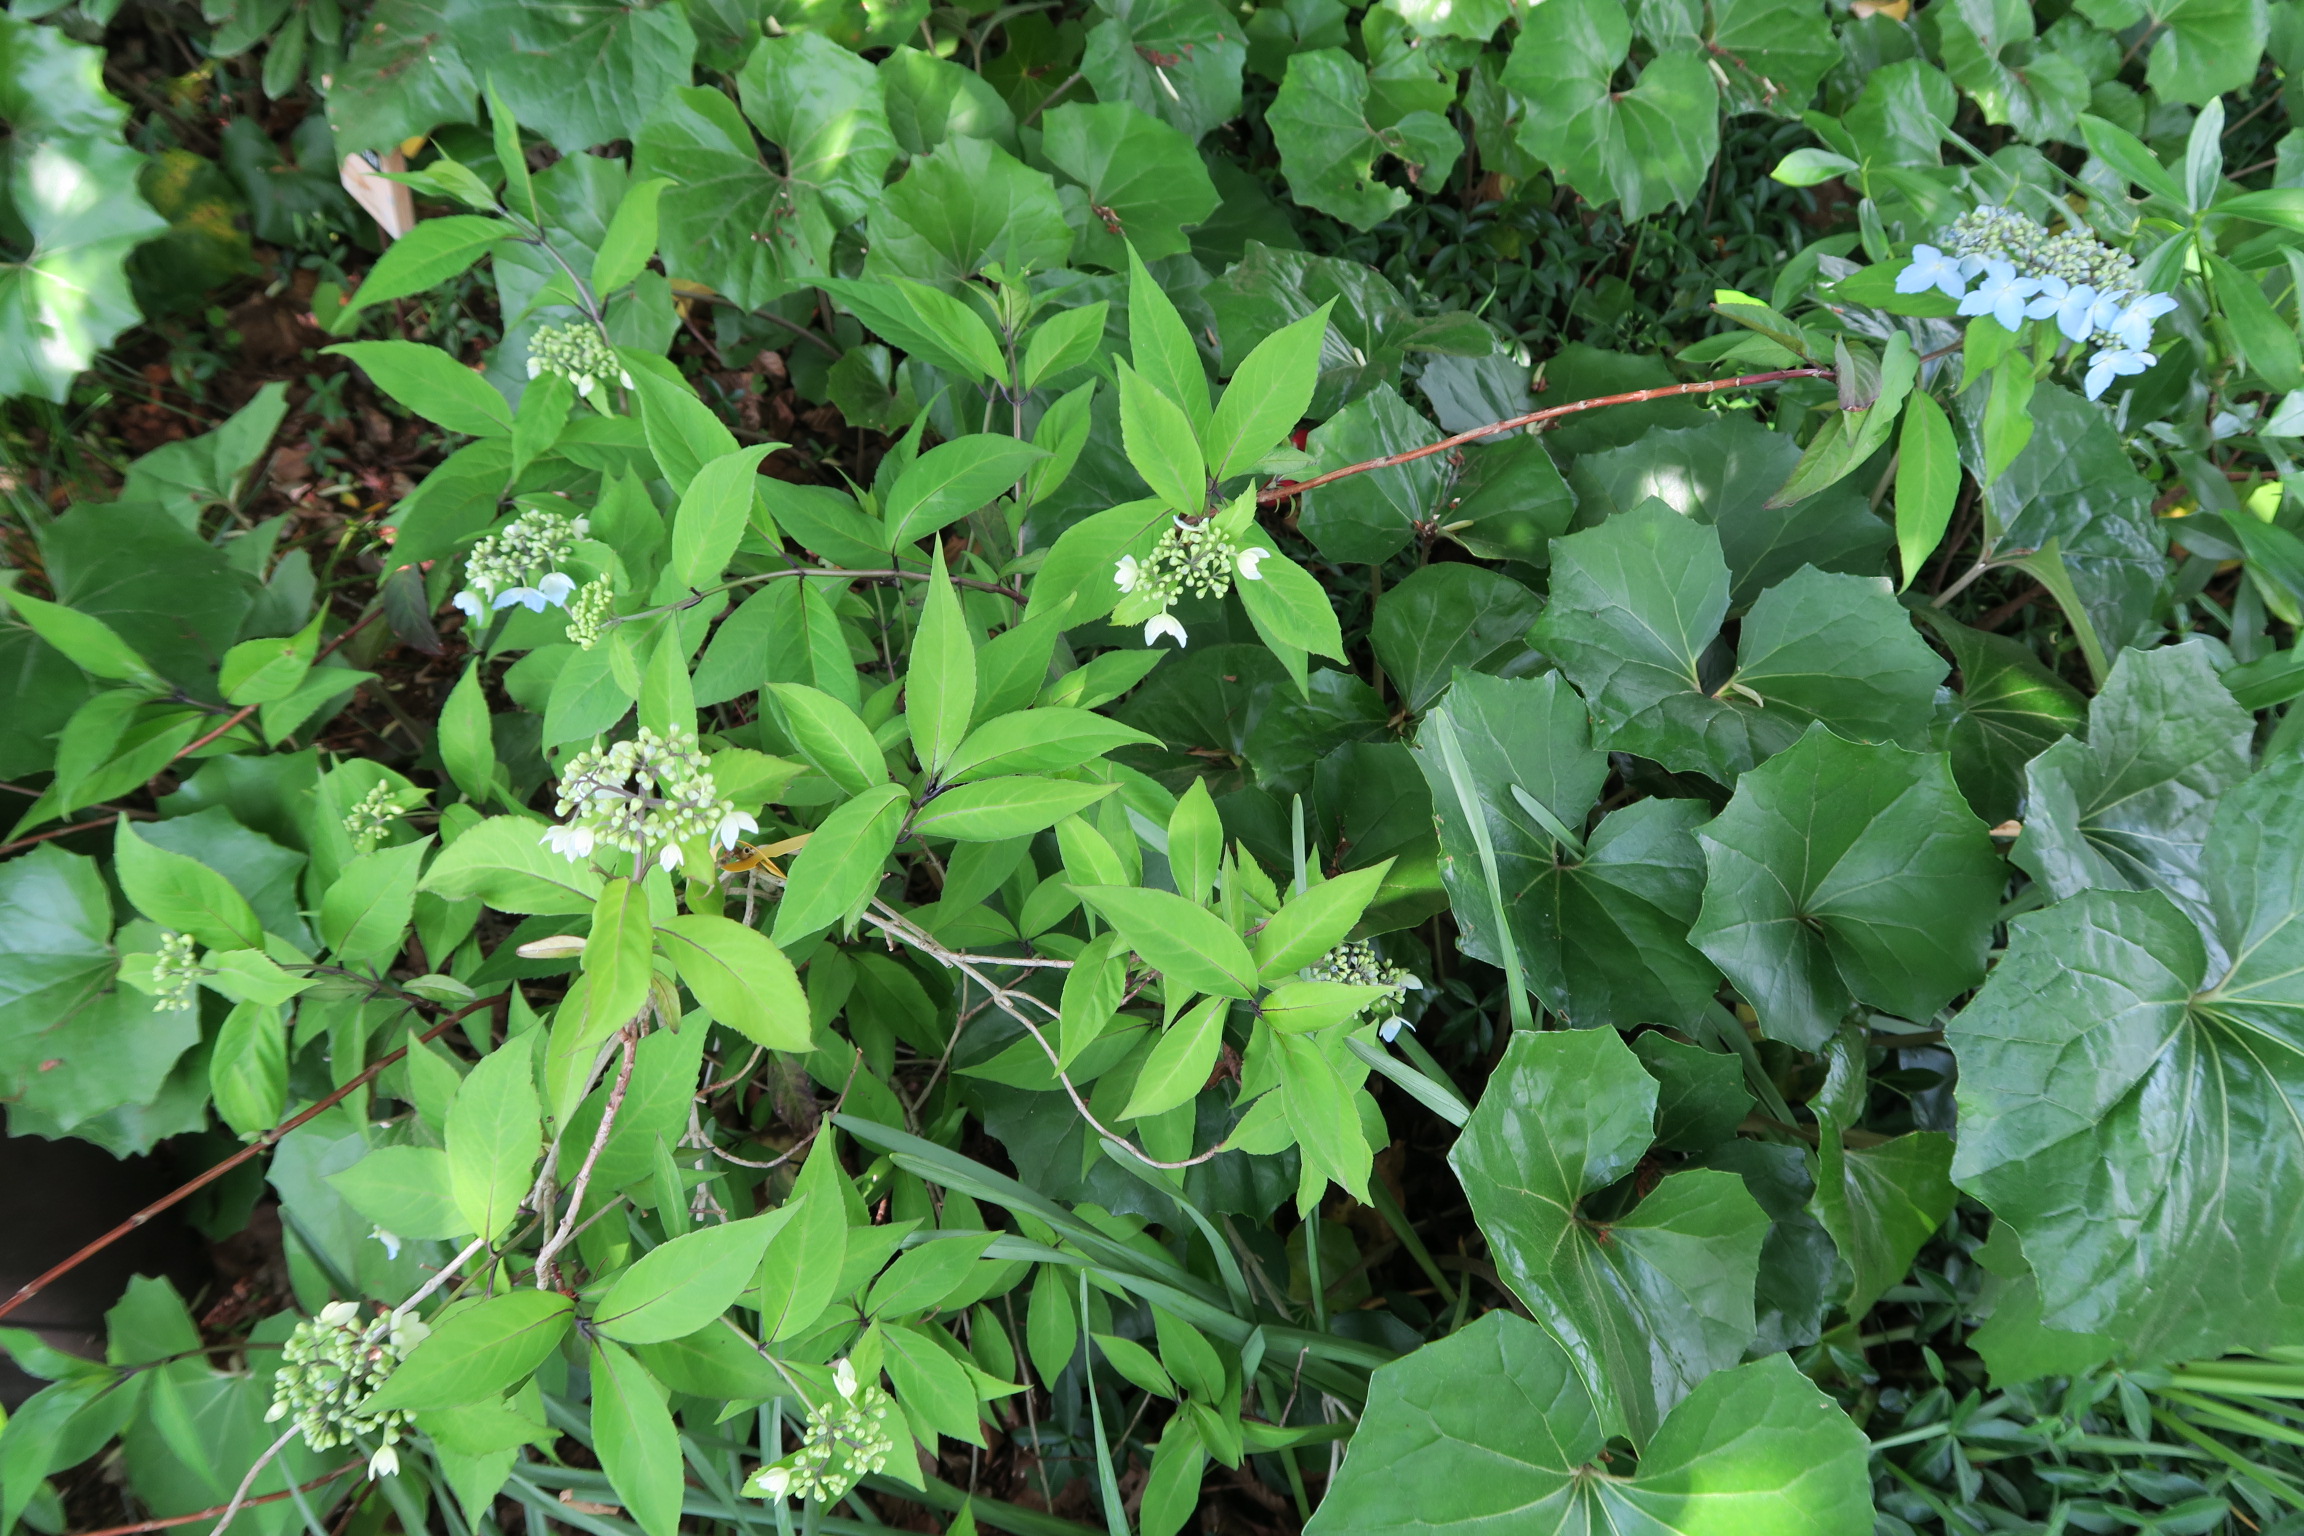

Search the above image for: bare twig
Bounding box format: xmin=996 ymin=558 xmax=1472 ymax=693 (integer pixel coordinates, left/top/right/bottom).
xmin=534 ymin=1024 xmax=641 ymax=1288
xmin=860 ymin=900 xmax=1226 ymax=1170
xmin=210 ymin=1425 xmax=304 ymax=1536
xmin=73 ymin=1461 xmax=364 ymax=1536
xmin=0 ymin=992 xmax=507 ymax=1324
xmin=1258 ymin=368 xmax=1833 ymax=506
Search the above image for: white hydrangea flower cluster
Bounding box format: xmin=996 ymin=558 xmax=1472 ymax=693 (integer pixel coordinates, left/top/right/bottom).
xmin=526 ymin=321 xmax=633 ymax=397
xmin=150 ymin=931 xmax=201 ymax=1012
xmin=743 ymin=1359 xmax=897 ymax=1505
xmin=342 ymin=781 xmax=419 ymax=854
xmin=563 ymin=576 xmax=617 ymax=650
xmin=264 ymin=1301 xmax=428 ymax=1479
xmin=1896 ymin=206 xmax=2177 ymax=400
xmin=1113 ymin=516 xmax=1269 ymax=647
xmin=452 ymin=509 xmax=589 ymax=622
xmin=1302 ymin=939 xmax=1424 ymax=1042
xmin=543 ymin=724 xmax=756 ymax=872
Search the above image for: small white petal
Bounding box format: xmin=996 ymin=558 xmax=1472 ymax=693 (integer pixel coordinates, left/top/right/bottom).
xmin=371 ymin=1227 xmax=402 ymax=1260
xmin=1144 ymin=612 xmax=1189 ymax=648
xmin=526 ymin=357 xmax=543 ymax=379
xmin=320 ymin=1300 xmax=361 ymax=1326
xmin=834 ymin=1359 xmax=858 ymax=1399
xmin=1235 ymin=547 xmax=1269 ymax=581
xmin=264 ymin=1402 xmax=287 ymax=1422
xmin=537 ymin=572 xmax=576 ymax=607
xmin=660 ymin=842 xmax=684 ymax=873
xmin=1378 ymin=1017 xmax=1406 ymax=1043
xmin=1114 ymin=555 xmax=1140 ymax=593
xmin=368 ymin=1445 xmax=399 ymax=1480
xmin=452 ymin=590 xmax=484 ymax=620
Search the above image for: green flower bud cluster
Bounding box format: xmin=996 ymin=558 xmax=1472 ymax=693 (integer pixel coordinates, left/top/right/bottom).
xmin=1944 ymin=206 xmax=2135 ymax=297
xmin=744 ymin=1360 xmax=897 ymax=1505
xmin=1303 ymin=939 xmax=1424 ymax=1039
xmin=342 ymin=782 xmax=419 ymax=854
xmin=151 ymin=931 xmax=201 ymax=1012
xmin=563 ymin=576 xmax=617 ymax=650
xmin=456 ymin=509 xmax=589 ymax=620
xmin=265 ymin=1301 xmax=427 ymax=1477
xmin=526 ymin=322 xmax=632 ymax=397
xmin=544 ymin=724 xmax=755 ymax=872
xmin=1114 ymin=516 xmax=1269 ymax=647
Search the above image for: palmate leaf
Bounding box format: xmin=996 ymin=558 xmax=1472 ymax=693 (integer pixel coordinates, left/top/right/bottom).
xmin=1691 ymin=727 xmax=2003 ymax=1050
xmin=1306 ymin=1311 xmax=1872 ymax=1536
xmin=1448 ymin=1027 xmax=1769 ymax=1443
xmin=2012 ymin=641 xmax=2251 ymax=937
xmin=1503 ymin=0 xmax=1718 ymax=219
xmin=1531 ymin=501 xmax=1945 ymax=784
xmin=1415 ymin=672 xmax=1723 ymax=1030
xmin=444 ymin=0 xmax=696 ymax=153
xmin=1269 ymin=49 xmax=1458 ymax=232
xmin=1079 ymin=0 xmax=1246 ymax=144
xmin=1921 ymin=611 xmax=2087 ymax=826
xmin=1951 ymin=758 xmax=2304 ymax=1362
xmin=1041 ymin=101 xmax=1218 ymax=268
xmin=324 ymin=0 xmax=480 ymax=152
xmin=0 ymin=135 xmax=166 ymax=404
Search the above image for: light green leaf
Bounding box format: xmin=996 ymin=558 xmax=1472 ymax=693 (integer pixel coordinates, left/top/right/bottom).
xmin=591 ymin=178 xmax=669 ymax=296
xmin=0 ymin=587 xmax=161 ymax=689
xmin=1206 ymin=304 xmax=1333 ymax=482
xmin=319 ymin=839 xmax=431 ymax=969
xmin=596 ymin=1209 xmax=791 ymax=1344
xmin=771 ymin=783 xmax=909 ymax=943
xmin=911 ymin=776 xmax=1118 ymax=842
xmin=760 ymin=1144 xmax=849 ymax=1342
xmin=420 ymin=815 xmax=606 ymax=915
xmin=1073 ymin=885 xmax=1258 ymax=999
xmin=324 ymin=341 xmax=512 ymax=438
xmin=655 ymin=913 xmax=812 ymax=1052
xmin=578 ymin=879 xmax=655 ymax=1049
xmin=670 ymin=445 xmax=776 ymax=592
xmin=113 ymin=818 xmax=261 ymax=950
xmin=1116 ymin=359 xmax=1207 ymax=516
xmin=340 ymin=215 xmax=510 ymax=320
xmin=365 ymin=1292 xmax=575 ymax=1412
xmin=1042 ymin=101 xmax=1220 ymax=267
xmin=329 ymin=1144 xmax=469 ymax=1241
xmin=910 ymin=549 xmax=977 ymax=779
xmin=1022 ymin=302 xmax=1110 ymax=390
xmin=1254 ymin=863 xmax=1394 ymax=981
xmin=1122 ymin=997 xmax=1228 ymax=1120
xmin=448 ymin=1039 xmax=542 ymax=1242
xmin=1894 ymin=391 xmax=1959 ymax=589
xmin=1448 ymin=1027 xmax=1768 ymax=1442
xmin=944 ymin=709 xmax=1160 ymax=784
xmin=767 ymin=683 xmax=887 ymax=795
xmin=883 ymin=434 xmax=1048 ymax=550
xmin=590 ymin=1339 xmax=683 ymax=1536
xmin=210 ymin=999 xmax=286 ymax=1137
xmin=218 ymin=611 xmax=321 ymax=705
xmin=1306 ymin=1311 xmax=1872 ymax=1533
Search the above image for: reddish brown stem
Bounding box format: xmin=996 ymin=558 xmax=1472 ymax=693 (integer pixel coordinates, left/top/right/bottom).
xmin=71 ymin=1461 xmax=363 ymax=1536
xmin=1257 ymin=368 xmax=1834 ymax=506
xmin=0 ymin=991 xmax=507 ymax=1324
xmin=170 ymin=606 xmax=384 ymax=764
xmin=0 ymin=811 xmax=155 ymax=858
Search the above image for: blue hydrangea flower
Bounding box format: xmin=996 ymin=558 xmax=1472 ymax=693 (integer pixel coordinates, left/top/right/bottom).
xmin=2050 ymin=283 xmax=2104 ymax=343
xmin=2108 ymin=292 xmax=2178 ymax=351
xmin=2023 ymin=274 xmax=2069 ymax=322
xmin=1958 ymin=259 xmax=2044 ymax=331
xmin=1897 ymin=244 xmax=1971 ymax=300
xmin=2085 ymin=347 xmax=2155 ymax=400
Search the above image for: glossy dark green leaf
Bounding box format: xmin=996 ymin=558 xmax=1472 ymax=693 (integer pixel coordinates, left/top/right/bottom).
xmin=1449 ymin=1027 xmax=1769 ymax=1442
xmin=1920 ymin=612 xmax=2087 ymax=827
xmin=1633 ymin=1033 xmax=1752 ymax=1153
xmin=1307 ymin=1312 xmax=1871 ymax=1534
xmin=1932 ymin=0 xmax=2089 ymax=141
xmin=1952 ymin=761 xmax=2304 ymax=1360
xmin=1691 ymin=727 xmax=2003 ymax=1049
xmin=1369 ymin=564 xmax=1541 ymax=716
xmin=2012 ymin=641 xmax=2251 ymax=932
xmin=1300 ymin=385 xmax=1444 ymax=565
xmin=1417 ymin=671 xmax=1721 ymax=1029
xmin=1810 ymin=1118 xmax=1954 ymax=1319
xmin=1270 ymin=49 xmax=1457 ymax=231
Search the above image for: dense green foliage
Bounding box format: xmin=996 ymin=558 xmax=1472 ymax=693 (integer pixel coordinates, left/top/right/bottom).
xmin=9 ymin=2 xmax=2304 ymax=1535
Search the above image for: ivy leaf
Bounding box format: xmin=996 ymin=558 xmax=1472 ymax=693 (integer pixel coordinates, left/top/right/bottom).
xmin=1270 ymin=50 xmax=1457 ymax=232
xmin=1306 ymin=1312 xmax=1871 ymax=1534
xmin=1691 ymin=727 xmax=2004 ymax=1049
xmin=1080 ymin=0 xmax=1247 ymax=144
xmin=1416 ymin=672 xmax=1722 ymax=1030
xmin=1300 ymin=384 xmax=1445 ymax=565
xmin=2076 ymin=0 xmax=2265 ymax=104
xmin=1041 ymin=101 xmax=1220 ymax=267
xmin=1449 ymin=1027 xmax=1769 ymax=1442
xmin=1504 ymin=0 xmax=1718 ymax=219
xmin=1532 ymin=503 xmax=1944 ymax=782
xmin=2012 ymin=641 xmax=2251 ymax=936
xmin=445 ymin=0 xmax=696 ymax=154
xmin=1370 ymin=564 xmax=1541 ymax=717
xmin=738 ymin=33 xmax=899 ymax=225
xmin=1952 ymin=759 xmax=2304 ymax=1361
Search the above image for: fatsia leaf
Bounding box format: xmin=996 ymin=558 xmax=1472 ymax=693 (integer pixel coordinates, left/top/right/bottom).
xmin=1305 ymin=1311 xmax=1872 ymax=1535
xmin=1951 ymin=757 xmax=2304 ymax=1363
xmin=1810 ymin=1116 xmax=1955 ymax=1320
xmin=1079 ymin=0 xmax=1246 ymax=144
xmin=1448 ymin=1028 xmax=1769 ymax=1443
xmin=1414 ymin=672 xmax=1721 ymax=1030
xmin=1920 ymin=611 xmax=2087 ymax=827
xmin=1690 ymin=727 xmax=2003 ymax=1050
xmin=1532 ymin=503 xmax=1943 ymax=783
xmin=2011 ymin=640 xmax=2251 ymax=936
xmin=0 ymin=124 xmax=166 ymax=403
